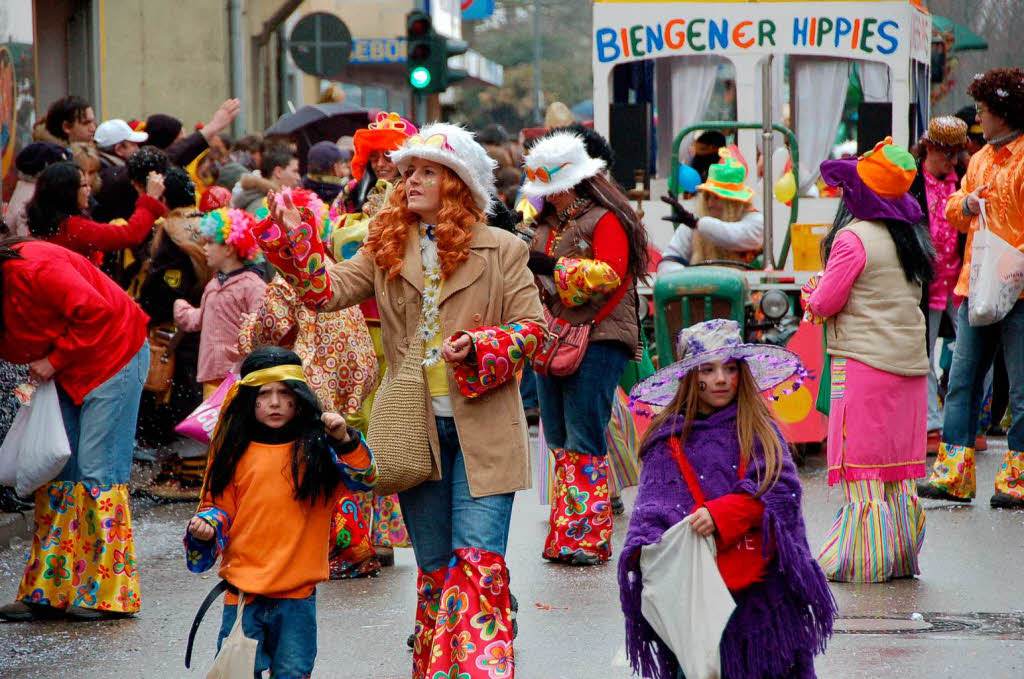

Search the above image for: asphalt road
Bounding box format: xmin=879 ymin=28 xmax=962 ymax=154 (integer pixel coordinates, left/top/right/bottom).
xmin=1 ymin=440 xmax=1022 ymax=678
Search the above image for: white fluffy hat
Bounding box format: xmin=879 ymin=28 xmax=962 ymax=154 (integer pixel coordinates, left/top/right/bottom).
xmin=389 ymin=122 xmax=497 ymax=214
xmin=521 ymin=132 xmax=606 ymax=199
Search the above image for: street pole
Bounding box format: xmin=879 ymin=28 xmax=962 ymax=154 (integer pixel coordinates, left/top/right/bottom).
xmin=533 ymin=0 xmax=542 ymax=125
xmin=414 ymin=91 xmax=427 ymax=127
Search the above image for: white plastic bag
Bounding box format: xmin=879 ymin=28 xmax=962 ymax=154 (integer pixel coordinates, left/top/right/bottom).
xmin=639 ymin=515 xmax=736 ymax=679
xmin=968 ymin=200 xmax=1024 ymax=327
xmin=207 ymin=593 xmax=258 ymax=679
xmin=0 ymin=381 xmax=72 ymax=496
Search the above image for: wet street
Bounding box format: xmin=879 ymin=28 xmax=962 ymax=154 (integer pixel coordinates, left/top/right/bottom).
xmin=1 ymin=440 xmax=1023 ymax=678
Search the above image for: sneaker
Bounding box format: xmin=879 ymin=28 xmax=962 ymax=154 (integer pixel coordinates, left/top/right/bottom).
xmin=406 ymin=632 xmax=415 ymax=650
xmin=916 ymin=481 xmax=972 ymax=503
xmin=509 ymin=592 xmax=519 ymax=639
xmin=65 ymin=605 xmax=133 ymax=621
xmin=375 ymin=548 xmax=395 ymax=568
xmin=570 ymin=552 xmax=602 ymax=566
xmin=990 ymin=492 xmax=1024 ymax=510
xmin=975 ymin=435 xmax=988 ymax=451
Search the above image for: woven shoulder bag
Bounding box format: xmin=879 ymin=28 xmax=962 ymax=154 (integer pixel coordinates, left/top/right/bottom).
xmin=366 ymin=330 xmax=434 ymax=495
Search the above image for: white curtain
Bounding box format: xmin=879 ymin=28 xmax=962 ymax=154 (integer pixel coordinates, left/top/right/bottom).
xmin=656 ymin=56 xmax=721 ymax=176
xmin=858 ymin=61 xmax=892 ymax=103
xmin=792 ymin=57 xmax=850 ymax=193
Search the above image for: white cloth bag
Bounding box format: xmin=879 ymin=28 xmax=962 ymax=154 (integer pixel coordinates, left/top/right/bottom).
xmin=640 ymin=515 xmax=736 ymax=679
xmin=0 ymin=381 xmax=72 ymax=496
xmin=207 ymin=593 xmax=258 ymax=679
xmin=968 ymin=199 xmax=1024 ymax=327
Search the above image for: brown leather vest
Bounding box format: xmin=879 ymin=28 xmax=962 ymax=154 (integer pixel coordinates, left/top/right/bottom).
xmin=532 ymin=203 xmax=640 ymax=353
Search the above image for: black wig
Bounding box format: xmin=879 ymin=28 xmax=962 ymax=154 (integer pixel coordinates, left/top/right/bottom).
xmin=820 ymin=202 xmax=934 ymax=286
xmin=26 ymin=162 xmax=84 ymax=238
xmin=205 ymin=347 xmax=343 ymax=505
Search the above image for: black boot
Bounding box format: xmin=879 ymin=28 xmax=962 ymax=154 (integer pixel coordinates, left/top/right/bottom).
xmin=0 ymin=486 xmax=32 ymax=513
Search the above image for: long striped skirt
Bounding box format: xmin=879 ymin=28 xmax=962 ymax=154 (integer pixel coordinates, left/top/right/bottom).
xmin=816 ymin=478 xmax=926 ymax=583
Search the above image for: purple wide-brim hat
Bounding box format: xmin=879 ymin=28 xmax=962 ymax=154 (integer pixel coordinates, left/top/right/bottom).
xmin=820 ymin=158 xmax=924 ymax=224
xmin=630 ymin=319 xmax=805 ymax=407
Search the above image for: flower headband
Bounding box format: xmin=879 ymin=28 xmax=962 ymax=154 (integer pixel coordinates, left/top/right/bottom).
xmin=370 ymin=111 xmax=411 ymax=133
xmin=199 ymin=207 xmax=264 ymax=265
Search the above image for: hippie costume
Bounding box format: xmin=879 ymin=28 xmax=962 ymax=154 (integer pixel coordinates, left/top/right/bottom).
xmin=183 ymin=348 xmax=378 ymax=678
xmin=252 ymin=123 xmax=545 ymax=679
xmin=240 ymin=187 xmax=387 ymax=578
xmin=622 ymin=320 xmax=834 ymax=679
xmin=524 ymin=132 xmax=641 ymax=566
xmin=660 ymin=151 xmax=763 ymax=268
xmin=918 ymin=68 xmax=1024 ymax=509
xmin=804 ymin=139 xmax=929 ymax=582
xmin=0 ymin=240 xmax=150 ymax=620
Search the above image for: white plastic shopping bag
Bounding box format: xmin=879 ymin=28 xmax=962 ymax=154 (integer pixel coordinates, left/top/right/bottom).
xmin=640 ymin=515 xmax=736 ymax=679
xmin=206 ymin=593 xmax=258 ymax=679
xmin=968 ymin=199 xmax=1024 ymax=327
xmin=0 ymin=381 xmax=72 ymax=496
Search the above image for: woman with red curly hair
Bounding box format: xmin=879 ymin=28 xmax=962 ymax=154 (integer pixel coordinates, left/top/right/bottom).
xmin=255 ymin=123 xmax=545 ymax=679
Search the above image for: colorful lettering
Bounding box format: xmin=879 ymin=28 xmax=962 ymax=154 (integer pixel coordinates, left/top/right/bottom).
xmin=793 ymin=17 xmax=809 ymax=46
xmin=876 ymin=20 xmax=899 ymax=55
xmin=733 ymin=20 xmax=754 ymax=49
xmin=860 ymin=17 xmax=877 ymax=53
xmin=835 ymin=17 xmax=853 ymax=47
xmin=629 ymin=25 xmax=645 ymax=56
xmin=596 ymin=27 xmax=620 ymax=63
xmin=620 ymin=27 xmax=631 ymax=57
xmin=708 ymin=19 xmax=729 ymax=50
xmin=817 ymin=18 xmax=833 ymax=46
xmin=665 ymin=19 xmax=686 ymax=49
xmin=646 ymin=24 xmax=665 ymax=54
xmin=759 ymin=20 xmax=776 ymax=47
xmin=688 ymin=18 xmax=706 ymax=52
xmin=851 ymin=19 xmax=861 ymax=49
xmin=809 ymin=18 xmax=817 ymax=46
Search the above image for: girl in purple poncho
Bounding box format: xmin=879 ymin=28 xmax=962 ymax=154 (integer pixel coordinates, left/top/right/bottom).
xmin=621 ymin=319 xmax=835 ymax=679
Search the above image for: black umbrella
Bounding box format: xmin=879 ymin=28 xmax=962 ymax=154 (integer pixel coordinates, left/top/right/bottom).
xmin=265 ymin=103 xmax=373 ymax=172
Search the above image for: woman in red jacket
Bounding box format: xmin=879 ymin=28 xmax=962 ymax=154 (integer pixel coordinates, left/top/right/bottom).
xmin=26 ymin=160 xmax=165 ymax=263
xmin=0 ymin=236 xmax=150 ymax=621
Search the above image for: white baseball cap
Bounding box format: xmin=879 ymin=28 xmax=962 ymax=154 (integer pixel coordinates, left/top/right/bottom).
xmin=94 ymin=119 xmax=148 ymax=148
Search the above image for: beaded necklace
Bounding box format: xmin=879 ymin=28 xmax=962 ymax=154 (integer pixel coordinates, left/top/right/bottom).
xmin=547 ymin=197 xmax=592 ymax=254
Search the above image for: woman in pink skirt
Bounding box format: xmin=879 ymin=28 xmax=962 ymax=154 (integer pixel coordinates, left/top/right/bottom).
xmin=802 ymin=138 xmax=933 ymax=583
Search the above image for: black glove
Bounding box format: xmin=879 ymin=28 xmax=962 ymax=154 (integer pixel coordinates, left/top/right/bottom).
xmin=661 ymin=194 xmax=698 ymax=229
xmin=527 ymin=252 xmax=558 ymax=276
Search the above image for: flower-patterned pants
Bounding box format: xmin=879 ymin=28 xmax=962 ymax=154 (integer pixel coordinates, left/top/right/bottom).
xmin=328 ymin=490 xmax=379 ymax=579
xmin=542 ymin=449 xmax=613 ymax=563
xmin=18 ymin=482 xmax=141 ymax=612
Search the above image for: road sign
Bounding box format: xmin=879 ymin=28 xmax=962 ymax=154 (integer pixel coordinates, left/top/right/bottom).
xmin=288 ymin=12 xmax=353 ymax=78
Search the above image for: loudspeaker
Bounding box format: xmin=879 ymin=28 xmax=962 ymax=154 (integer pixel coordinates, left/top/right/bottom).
xmin=857 ymin=102 xmax=893 ymax=155
xmin=609 ymin=103 xmax=651 ymax=190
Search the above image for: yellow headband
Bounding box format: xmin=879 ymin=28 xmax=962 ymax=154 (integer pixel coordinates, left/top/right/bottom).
xmin=220 ymin=364 xmax=307 ymax=412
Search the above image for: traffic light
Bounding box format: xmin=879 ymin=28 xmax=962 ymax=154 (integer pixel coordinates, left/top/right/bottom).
xmin=405 ymin=11 xmax=469 ymax=93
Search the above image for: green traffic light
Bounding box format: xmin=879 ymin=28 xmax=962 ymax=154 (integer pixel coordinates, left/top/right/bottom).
xmin=410 ymin=66 xmax=432 ymax=89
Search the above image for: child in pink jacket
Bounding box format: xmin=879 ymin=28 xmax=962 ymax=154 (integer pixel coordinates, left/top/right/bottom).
xmin=174 ymin=207 xmax=266 ymax=399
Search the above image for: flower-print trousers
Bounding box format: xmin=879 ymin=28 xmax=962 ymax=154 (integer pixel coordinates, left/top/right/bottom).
xmin=16 ymin=345 xmax=148 ymax=612
xmin=542 ymin=449 xmax=613 ymax=563
xmin=401 ymin=417 xmax=516 ymax=679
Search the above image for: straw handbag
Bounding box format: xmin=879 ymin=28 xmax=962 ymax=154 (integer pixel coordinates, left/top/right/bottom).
xmin=367 ymin=330 xmax=433 ymax=495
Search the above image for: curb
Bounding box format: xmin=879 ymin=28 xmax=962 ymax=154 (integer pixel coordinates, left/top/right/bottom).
xmin=0 ymin=510 xmax=32 ymax=550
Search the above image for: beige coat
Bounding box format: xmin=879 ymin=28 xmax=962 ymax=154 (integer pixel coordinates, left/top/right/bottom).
xmin=320 ymin=223 xmax=546 ymax=497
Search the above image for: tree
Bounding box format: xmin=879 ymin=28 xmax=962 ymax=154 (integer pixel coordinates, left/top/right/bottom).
xmin=453 ymin=0 xmax=593 ymax=132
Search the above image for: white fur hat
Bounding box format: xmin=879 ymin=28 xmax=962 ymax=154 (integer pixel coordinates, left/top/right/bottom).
xmin=389 ymin=122 xmax=497 ymax=214
xmin=521 ymin=132 xmax=606 ymax=199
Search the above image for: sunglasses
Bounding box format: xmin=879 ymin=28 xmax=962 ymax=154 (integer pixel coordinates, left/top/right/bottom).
xmin=525 ymin=163 xmax=569 ymax=183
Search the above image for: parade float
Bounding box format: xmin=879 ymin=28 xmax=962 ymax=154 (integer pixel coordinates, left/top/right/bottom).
xmin=592 ymin=0 xmax=934 ymax=447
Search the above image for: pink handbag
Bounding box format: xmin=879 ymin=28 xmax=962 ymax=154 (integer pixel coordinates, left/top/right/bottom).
xmin=174 ymin=373 xmax=238 ymax=444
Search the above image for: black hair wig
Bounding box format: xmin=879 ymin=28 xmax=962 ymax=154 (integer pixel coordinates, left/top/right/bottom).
xmin=820 ymin=202 xmax=934 ymax=286
xmin=26 ymin=162 xmax=84 ymax=238
xmin=205 ymin=347 xmax=342 ymax=505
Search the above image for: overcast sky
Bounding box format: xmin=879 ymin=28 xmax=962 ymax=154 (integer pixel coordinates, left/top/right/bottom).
xmin=0 ymin=2 xmax=33 ymax=45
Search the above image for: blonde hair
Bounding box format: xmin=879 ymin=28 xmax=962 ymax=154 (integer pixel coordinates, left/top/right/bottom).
xmin=638 ymin=362 xmax=785 ymax=497
xmin=696 ymin=190 xmax=751 ymax=222
xmin=70 ymin=141 xmax=101 ymax=192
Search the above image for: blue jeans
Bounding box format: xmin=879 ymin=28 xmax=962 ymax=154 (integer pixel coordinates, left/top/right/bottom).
xmin=218 ymin=592 xmax=317 ymax=678
xmin=519 ymin=361 xmax=538 ymax=410
xmin=535 ymin=341 xmax=631 ymax=457
xmin=398 ymin=416 xmax=515 ymax=571
xmin=56 ymin=342 xmax=149 ymax=486
xmin=942 ymin=301 xmax=1024 ymax=450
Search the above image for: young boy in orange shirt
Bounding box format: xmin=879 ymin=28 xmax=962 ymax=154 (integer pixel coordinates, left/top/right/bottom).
xmin=183 ymin=347 xmax=376 ymax=677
